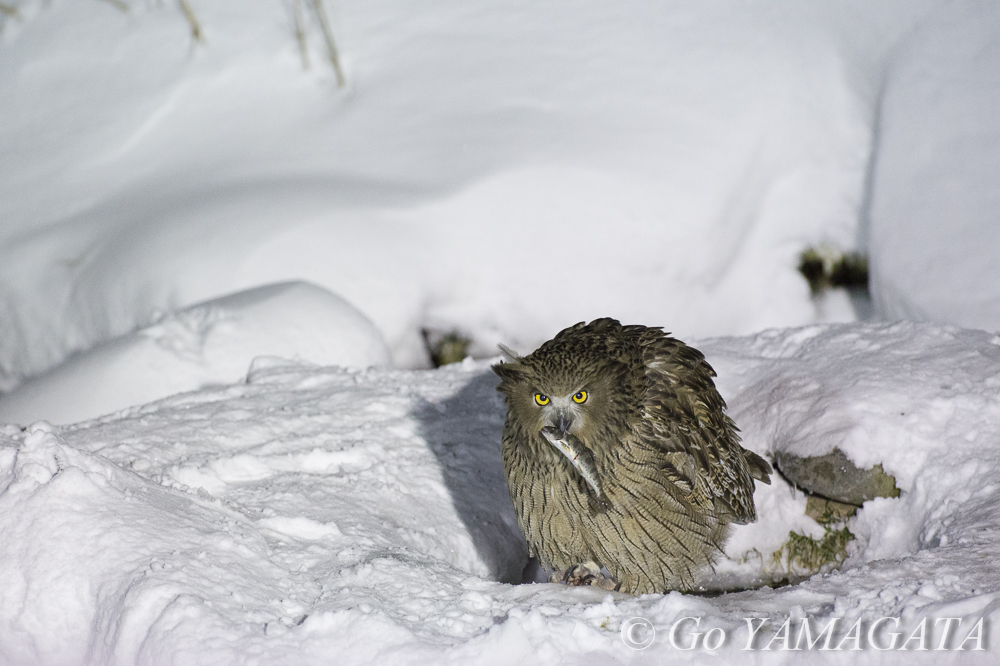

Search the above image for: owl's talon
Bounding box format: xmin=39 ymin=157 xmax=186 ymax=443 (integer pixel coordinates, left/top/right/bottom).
xmin=588 ymin=574 xmax=620 ymax=590
xmin=555 ymin=561 xmax=619 ymax=590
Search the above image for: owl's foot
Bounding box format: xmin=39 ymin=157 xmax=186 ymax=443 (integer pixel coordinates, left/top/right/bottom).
xmin=551 ymin=561 xmax=620 ymax=591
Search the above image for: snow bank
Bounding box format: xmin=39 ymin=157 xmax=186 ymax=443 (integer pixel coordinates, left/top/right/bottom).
xmin=0 ymin=0 xmax=945 ymax=386
xmin=1 ymin=323 xmax=998 ymax=664
xmin=0 ymin=281 xmax=390 ymax=425
xmin=703 ymin=323 xmax=1000 ymax=568
xmin=869 ymin=3 xmax=1000 ymax=331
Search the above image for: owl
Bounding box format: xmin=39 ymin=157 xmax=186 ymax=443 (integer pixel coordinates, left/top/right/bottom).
xmin=493 ymin=318 xmax=771 ymax=594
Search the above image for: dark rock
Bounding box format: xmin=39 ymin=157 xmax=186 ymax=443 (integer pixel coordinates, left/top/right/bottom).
xmin=774 ymin=448 xmax=900 ymax=506
xmin=422 ymin=329 xmax=471 ymax=367
xmin=805 ymin=495 xmax=857 ymax=522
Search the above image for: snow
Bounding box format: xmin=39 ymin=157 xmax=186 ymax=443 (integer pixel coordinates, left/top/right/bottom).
xmin=0 ymin=281 xmax=390 ymax=425
xmin=2 ymin=326 xmax=999 ymax=664
xmin=0 ymin=0 xmax=943 ymax=383
xmin=868 ymin=3 xmax=1000 ymax=330
xmin=704 ymin=323 xmax=1000 ymax=566
xmin=3 ymin=0 xmax=1000 ymax=663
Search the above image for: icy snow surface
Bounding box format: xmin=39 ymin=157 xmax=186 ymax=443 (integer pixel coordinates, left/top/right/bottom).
xmin=1 ymin=324 xmax=999 ymax=664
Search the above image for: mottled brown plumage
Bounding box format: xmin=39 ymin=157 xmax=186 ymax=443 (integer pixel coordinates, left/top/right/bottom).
xmin=493 ymin=318 xmax=771 ymax=594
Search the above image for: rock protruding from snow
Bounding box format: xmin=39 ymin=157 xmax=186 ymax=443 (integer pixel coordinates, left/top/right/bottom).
xmin=773 ymin=448 xmax=900 ymax=506
xmin=0 ymin=281 xmax=390 ymax=425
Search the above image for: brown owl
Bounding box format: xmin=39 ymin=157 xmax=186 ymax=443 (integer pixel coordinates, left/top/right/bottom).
xmin=493 ymin=318 xmax=771 ymax=594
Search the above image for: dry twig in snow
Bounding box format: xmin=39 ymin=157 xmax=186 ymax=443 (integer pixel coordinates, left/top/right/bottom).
xmin=178 ymin=0 xmax=205 ymax=43
xmin=310 ymin=0 xmax=345 ymax=87
xmin=292 ymin=0 xmax=310 ymax=70
xmin=99 ymin=0 xmax=130 ymax=13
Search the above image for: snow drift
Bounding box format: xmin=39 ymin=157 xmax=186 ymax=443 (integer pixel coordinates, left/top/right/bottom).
xmin=0 ymin=281 xmax=390 ymax=425
xmin=1 ymin=323 xmax=998 ymax=664
xmin=1 ymin=0 xmax=964 ymax=385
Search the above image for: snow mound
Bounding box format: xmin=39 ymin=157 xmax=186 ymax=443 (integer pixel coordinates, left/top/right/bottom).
xmin=2 ymin=0 xmax=921 ymax=383
xmin=0 ymin=360 xmax=527 ymax=664
xmin=0 ymin=281 xmax=390 ymax=425
xmin=703 ymin=322 xmax=1000 ymax=575
xmin=1 ymin=323 xmax=998 ymax=663
xmin=0 ymin=422 xmax=283 ymax=666
xmin=869 ymin=2 xmax=1000 ymax=330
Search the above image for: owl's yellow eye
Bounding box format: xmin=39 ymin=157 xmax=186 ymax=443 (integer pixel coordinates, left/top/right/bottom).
xmin=534 ymin=393 xmax=550 ymax=406
xmin=572 ymin=390 xmax=588 ymax=404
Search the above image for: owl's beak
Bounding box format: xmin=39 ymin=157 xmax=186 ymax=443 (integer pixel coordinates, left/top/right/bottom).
xmin=556 ymin=412 xmax=574 ymax=435
xmin=541 ymin=409 xmax=574 ymax=435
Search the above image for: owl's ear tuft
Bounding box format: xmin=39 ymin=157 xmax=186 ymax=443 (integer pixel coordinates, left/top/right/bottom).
xmin=493 ymin=344 xmax=526 ymax=392
xmin=497 ymin=343 xmax=521 ymax=363
xmin=492 ymin=360 xmax=525 ymax=389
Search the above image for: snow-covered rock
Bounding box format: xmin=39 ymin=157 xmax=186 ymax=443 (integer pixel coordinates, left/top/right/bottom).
xmin=0 ymin=281 xmax=390 ymax=425
xmin=704 ymin=323 xmax=1000 ymax=568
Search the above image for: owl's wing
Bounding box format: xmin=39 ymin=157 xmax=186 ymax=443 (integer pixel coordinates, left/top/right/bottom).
xmin=633 ymin=330 xmax=770 ymax=524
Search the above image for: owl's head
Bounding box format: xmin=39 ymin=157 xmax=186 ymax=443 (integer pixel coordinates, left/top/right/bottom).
xmin=492 ymin=334 xmax=641 ymax=445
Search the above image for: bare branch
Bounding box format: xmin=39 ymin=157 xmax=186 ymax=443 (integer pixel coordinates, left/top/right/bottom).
xmin=99 ymin=0 xmax=130 ymax=13
xmin=310 ymin=0 xmax=344 ymax=87
xmin=292 ymin=0 xmax=310 ymax=70
xmin=178 ymin=0 xmax=205 ymax=44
